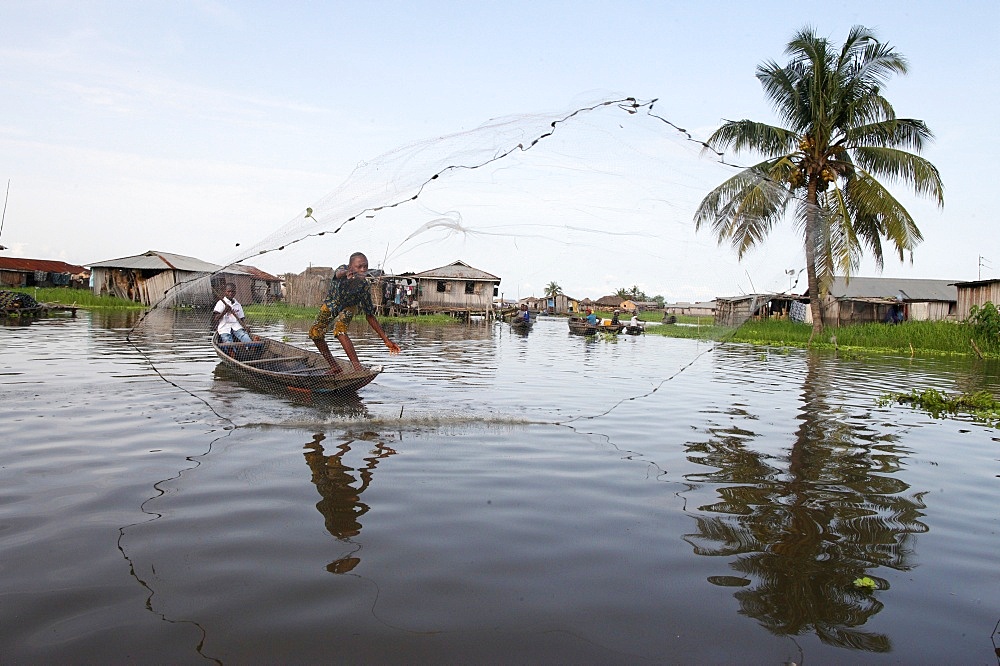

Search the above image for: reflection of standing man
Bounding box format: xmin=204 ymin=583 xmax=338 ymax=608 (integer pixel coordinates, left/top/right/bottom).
xmin=303 ymin=432 xmax=396 ymax=572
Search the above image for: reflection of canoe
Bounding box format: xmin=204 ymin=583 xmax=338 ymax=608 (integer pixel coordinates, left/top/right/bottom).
xmin=212 ymin=333 xmax=381 ymax=393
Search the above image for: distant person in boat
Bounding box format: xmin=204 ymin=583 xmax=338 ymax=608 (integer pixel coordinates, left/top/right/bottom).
xmin=515 ymin=303 xmax=531 ymax=323
xmin=212 ymin=283 xmax=253 ymax=343
xmin=309 ymin=252 xmax=400 ymax=374
xmin=611 ymin=310 xmax=621 ymax=326
xmin=629 ymin=313 xmax=641 ymax=328
xmin=585 ymin=309 xmax=598 ymax=326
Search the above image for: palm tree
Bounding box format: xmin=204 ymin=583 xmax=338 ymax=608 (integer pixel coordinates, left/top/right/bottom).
xmin=544 ymin=282 xmax=562 ymax=298
xmin=694 ymin=25 xmax=944 ymax=336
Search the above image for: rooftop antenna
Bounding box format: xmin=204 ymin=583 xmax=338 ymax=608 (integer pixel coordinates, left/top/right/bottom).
xmin=0 ymin=179 xmax=9 ymax=250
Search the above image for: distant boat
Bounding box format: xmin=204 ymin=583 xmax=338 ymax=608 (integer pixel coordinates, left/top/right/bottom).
xmin=624 ymin=324 xmax=645 ymax=335
xmin=213 ymin=333 xmax=381 ymax=394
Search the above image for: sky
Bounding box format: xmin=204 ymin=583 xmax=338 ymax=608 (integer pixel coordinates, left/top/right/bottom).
xmin=1 ymin=0 xmax=997 ymax=303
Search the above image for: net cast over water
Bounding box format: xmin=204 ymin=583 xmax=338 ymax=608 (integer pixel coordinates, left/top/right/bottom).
xmin=125 ymin=95 xmax=815 ymax=426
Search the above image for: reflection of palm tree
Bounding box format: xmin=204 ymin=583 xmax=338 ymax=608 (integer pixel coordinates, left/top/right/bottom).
xmin=303 ymin=431 xmax=396 ymax=573
xmin=684 ymin=352 xmax=927 ymax=652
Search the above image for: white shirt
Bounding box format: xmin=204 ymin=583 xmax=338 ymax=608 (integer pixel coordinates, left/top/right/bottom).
xmin=214 ymin=297 xmax=246 ymax=334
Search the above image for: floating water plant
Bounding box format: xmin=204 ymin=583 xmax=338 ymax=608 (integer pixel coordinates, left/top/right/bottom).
xmin=853 ymin=576 xmax=878 ymax=591
xmin=879 ymin=388 xmax=1000 ymax=426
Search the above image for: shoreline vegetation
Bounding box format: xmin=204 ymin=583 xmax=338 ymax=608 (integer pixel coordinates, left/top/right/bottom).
xmin=12 ymin=287 xmax=1000 ymax=359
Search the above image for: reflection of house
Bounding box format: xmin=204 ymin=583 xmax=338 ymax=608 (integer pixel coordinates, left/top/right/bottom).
xmin=953 ymin=279 xmax=1000 ymax=320
xmin=413 ymin=260 xmax=500 ymax=317
xmin=89 ymin=250 xmax=280 ymax=307
xmin=0 ymin=257 xmax=88 ymax=288
xmin=664 ymin=301 xmax=717 ymax=317
xmin=823 ymin=276 xmax=957 ymax=325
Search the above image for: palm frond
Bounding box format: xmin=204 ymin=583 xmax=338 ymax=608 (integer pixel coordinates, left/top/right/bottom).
xmin=695 ymin=164 xmax=791 ymax=258
xmin=845 ymin=118 xmax=934 ymax=153
xmin=842 ymin=171 xmax=924 ymax=262
xmin=706 ymin=120 xmax=798 ymax=156
xmin=851 ymin=147 xmax=944 ymax=205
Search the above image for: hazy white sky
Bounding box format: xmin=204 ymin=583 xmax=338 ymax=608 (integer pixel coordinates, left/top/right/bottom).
xmin=1 ymin=1 xmax=996 ymax=302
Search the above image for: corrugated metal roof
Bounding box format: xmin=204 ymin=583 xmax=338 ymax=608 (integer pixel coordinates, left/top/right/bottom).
xmin=0 ymin=257 xmax=88 ymax=273
xmin=224 ymin=264 xmax=280 ymax=282
xmin=829 ymin=276 xmax=957 ymax=301
xmin=413 ymin=260 xmax=500 ymax=281
xmin=88 ymin=250 xmax=222 ymax=273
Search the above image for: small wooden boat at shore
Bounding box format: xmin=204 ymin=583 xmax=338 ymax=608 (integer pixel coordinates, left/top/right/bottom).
xmin=212 ymin=333 xmax=382 ymax=394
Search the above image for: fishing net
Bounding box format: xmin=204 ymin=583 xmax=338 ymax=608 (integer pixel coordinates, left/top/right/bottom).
xmin=126 ymin=95 xmax=809 ymax=425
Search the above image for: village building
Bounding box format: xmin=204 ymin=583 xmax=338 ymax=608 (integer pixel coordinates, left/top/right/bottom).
xmin=619 ymin=299 xmax=660 ymax=313
xmin=715 ymin=293 xmax=793 ymax=327
xmin=0 ymin=256 xmax=89 ymax=289
xmin=822 ymin=276 xmax=957 ymax=325
xmin=411 ymin=260 xmax=500 ymax=318
xmin=953 ymin=278 xmax=1000 ymax=320
xmin=664 ymin=301 xmax=717 ymax=317
xmin=88 ymin=250 xmax=280 ymax=307
xmin=594 ymin=294 xmax=623 ymax=310
xmin=517 ymin=293 xmax=580 ymax=314
xmin=714 ymin=276 xmax=959 ymax=327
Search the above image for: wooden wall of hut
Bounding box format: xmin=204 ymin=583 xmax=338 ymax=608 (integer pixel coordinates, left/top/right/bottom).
xmin=956 ymin=282 xmax=1000 ymax=320
xmin=415 ymin=278 xmax=494 ymax=314
xmin=92 ymin=267 xmax=214 ymax=307
xmin=282 ymin=270 xmax=385 ymax=311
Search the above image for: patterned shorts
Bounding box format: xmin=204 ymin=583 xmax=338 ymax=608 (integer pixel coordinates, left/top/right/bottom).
xmin=309 ymin=304 xmax=358 ymax=340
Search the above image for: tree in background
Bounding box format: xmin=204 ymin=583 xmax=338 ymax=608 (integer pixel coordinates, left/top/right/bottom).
xmin=694 ymin=25 xmax=944 ymax=337
xmin=616 ymin=285 xmax=648 ymax=301
xmin=544 ymin=282 xmax=562 ymax=298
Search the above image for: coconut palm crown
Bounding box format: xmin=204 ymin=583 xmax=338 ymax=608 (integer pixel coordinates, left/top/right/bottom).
xmin=694 ymin=25 xmax=944 ymax=334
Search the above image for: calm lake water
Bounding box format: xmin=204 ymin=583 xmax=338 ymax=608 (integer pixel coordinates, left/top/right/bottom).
xmin=2 ymin=310 xmax=999 ymax=664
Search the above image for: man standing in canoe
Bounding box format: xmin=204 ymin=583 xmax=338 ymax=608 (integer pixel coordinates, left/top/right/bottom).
xmin=310 ymin=252 xmax=400 ymax=374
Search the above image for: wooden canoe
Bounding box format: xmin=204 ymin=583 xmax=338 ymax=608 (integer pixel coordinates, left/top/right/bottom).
xmin=569 ymin=317 xmax=624 ymax=335
xmin=568 ymin=317 xmax=598 ymax=335
xmin=624 ymin=324 xmax=645 ymax=335
xmin=213 ymin=333 xmax=382 ymax=394
xmin=509 ymin=317 xmax=533 ymax=332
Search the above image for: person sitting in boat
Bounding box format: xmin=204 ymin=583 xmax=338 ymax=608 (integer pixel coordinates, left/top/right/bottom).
xmin=629 ymin=313 xmax=641 ymax=328
xmin=212 ymin=283 xmax=253 ymax=344
xmin=515 ymin=303 xmax=531 ymax=323
xmin=585 ymin=309 xmax=598 ymax=326
xmin=309 ymin=252 xmax=400 ymax=374
xmin=611 ymin=310 xmax=621 ymax=326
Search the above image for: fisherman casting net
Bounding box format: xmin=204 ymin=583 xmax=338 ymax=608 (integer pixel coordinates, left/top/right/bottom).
xmin=126 ymin=95 xmax=816 ymax=427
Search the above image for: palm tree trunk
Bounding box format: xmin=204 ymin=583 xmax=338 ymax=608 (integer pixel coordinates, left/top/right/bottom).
xmin=804 ymin=180 xmax=824 ymax=342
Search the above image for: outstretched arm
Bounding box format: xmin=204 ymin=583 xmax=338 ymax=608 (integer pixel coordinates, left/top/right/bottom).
xmin=366 ymin=314 xmax=400 ymax=354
